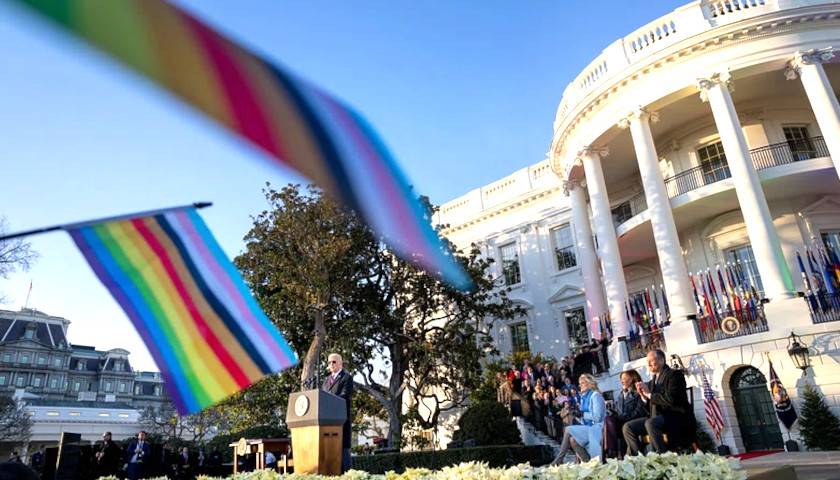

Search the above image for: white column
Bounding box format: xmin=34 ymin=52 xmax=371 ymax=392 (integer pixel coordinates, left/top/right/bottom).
xmin=620 ymin=108 xmax=696 ymax=321
xmin=566 ymin=180 xmax=608 ymax=322
xmin=578 ymin=147 xmax=631 ymax=338
xmin=786 ymin=47 xmax=840 ymax=180
xmin=697 ymin=72 xmax=796 ymax=300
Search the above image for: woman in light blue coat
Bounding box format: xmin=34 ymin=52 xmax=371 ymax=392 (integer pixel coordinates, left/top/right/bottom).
xmin=550 ymin=373 xmax=606 ymax=463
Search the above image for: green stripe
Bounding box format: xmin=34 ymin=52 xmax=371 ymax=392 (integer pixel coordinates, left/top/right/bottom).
xmin=74 ymin=0 xmax=160 ymax=78
xmin=16 ymin=0 xmax=73 ymax=27
xmin=93 ymin=224 xmax=211 ymax=405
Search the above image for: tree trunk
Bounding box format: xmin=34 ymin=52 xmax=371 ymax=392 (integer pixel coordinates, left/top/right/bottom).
xmin=387 ymin=402 xmax=402 ymax=449
xmin=300 ymin=308 xmax=327 ymax=389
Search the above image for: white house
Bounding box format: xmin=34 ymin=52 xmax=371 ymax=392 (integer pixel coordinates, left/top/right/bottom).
xmin=436 ymin=0 xmax=840 ymax=454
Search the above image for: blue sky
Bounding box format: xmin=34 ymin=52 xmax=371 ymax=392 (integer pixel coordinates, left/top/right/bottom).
xmin=0 ymin=1 xmax=686 ymax=370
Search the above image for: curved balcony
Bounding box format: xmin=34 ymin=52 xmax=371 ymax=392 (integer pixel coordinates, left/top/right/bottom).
xmin=663 ymin=137 xmax=830 ymax=198
xmin=614 ymin=137 xmax=833 ymax=234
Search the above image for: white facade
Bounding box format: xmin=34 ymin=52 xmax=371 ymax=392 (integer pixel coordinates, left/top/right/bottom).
xmin=437 ymin=0 xmax=840 ymax=454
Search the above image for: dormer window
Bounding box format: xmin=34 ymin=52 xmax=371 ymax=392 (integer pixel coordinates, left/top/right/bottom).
xmin=77 ymin=360 xmax=86 ymax=371
xmin=24 ymin=328 xmax=35 ymax=340
xmin=115 ymin=361 xmax=123 ymax=372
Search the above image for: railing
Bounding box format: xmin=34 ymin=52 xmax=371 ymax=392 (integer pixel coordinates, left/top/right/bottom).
xmin=802 ymin=291 xmax=840 ymax=324
xmin=750 ymin=137 xmax=829 ymax=169
xmin=613 ymin=190 xmax=648 ymax=227
xmin=694 ymin=304 xmax=769 ymax=344
xmin=664 ymin=137 xmax=829 ymax=198
xmin=626 ymin=329 xmax=667 ymax=361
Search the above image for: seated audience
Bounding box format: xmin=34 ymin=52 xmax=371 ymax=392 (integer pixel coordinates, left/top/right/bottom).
xmin=603 ymin=369 xmax=647 ymax=459
xmin=550 ymin=373 xmax=606 ymax=463
xmin=622 ymin=350 xmax=696 ymax=455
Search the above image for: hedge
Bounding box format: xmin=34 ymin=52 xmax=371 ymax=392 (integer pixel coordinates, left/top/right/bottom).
xmin=350 ymin=444 xmax=553 ymax=473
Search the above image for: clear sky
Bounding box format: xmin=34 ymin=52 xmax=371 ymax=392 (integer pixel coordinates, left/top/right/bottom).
xmin=0 ymin=0 xmax=687 ymax=371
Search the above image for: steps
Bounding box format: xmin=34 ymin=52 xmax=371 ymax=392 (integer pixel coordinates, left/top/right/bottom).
xmin=515 ymin=417 xmax=561 ymax=457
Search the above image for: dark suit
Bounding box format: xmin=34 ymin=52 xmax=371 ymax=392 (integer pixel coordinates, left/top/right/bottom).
xmin=94 ymin=441 xmax=123 ymax=478
xmin=323 ymin=369 xmax=353 ymax=472
xmin=622 ymin=366 xmax=696 ymax=455
xmin=603 ymin=389 xmax=647 ymax=458
xmin=124 ymin=440 xmax=151 ymax=480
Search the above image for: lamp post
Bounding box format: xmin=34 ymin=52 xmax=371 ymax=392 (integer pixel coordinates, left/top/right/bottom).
xmin=786 ymin=331 xmax=811 ymax=376
xmin=670 ymin=354 xmax=688 ymax=373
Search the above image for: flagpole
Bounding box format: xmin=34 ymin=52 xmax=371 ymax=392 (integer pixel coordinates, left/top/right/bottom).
xmin=0 ymin=202 xmax=212 ymax=242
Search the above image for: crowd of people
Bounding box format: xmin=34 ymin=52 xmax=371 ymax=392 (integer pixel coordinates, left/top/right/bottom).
xmin=7 ymin=431 xmax=229 ymax=480
xmin=496 ymin=349 xmax=697 ymax=463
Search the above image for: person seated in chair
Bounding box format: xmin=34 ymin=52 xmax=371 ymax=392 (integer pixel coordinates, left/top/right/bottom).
xmin=602 ymin=369 xmax=647 ymax=459
xmin=550 ymin=374 xmax=606 ymax=464
xmin=622 ymin=350 xmax=696 ymax=455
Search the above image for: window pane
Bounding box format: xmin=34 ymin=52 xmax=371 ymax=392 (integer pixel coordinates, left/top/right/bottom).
xmin=565 ymin=307 xmax=589 ymax=349
xmin=726 ymin=245 xmax=764 ymax=296
xmin=784 ymin=126 xmax=815 ymax=161
xmin=510 ymin=322 xmax=529 ymax=353
xmin=698 ymin=142 xmax=731 ymax=185
xmin=500 ymin=243 xmax=521 ymax=285
xmin=552 ymin=225 xmax=577 ymax=270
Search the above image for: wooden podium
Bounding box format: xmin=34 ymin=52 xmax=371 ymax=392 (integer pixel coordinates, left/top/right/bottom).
xmin=286 ymin=389 xmax=347 ymax=475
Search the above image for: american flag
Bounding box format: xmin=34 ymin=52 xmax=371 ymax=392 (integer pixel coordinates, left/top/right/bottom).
xmin=701 ymin=368 xmax=725 ymax=440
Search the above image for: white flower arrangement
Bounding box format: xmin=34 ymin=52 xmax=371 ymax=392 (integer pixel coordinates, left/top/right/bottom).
xmin=182 ymin=452 xmax=745 ymax=480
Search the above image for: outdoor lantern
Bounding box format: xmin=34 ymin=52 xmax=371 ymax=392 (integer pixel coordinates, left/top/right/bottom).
xmin=786 ymin=331 xmax=811 ymax=374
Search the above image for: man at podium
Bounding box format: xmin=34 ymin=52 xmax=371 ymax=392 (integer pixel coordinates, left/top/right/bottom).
xmin=322 ymin=353 xmax=353 ymax=472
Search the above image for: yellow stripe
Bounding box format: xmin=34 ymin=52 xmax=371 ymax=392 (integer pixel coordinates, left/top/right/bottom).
xmin=135 ymin=0 xmax=235 ymax=130
xmin=75 ymin=0 xmax=160 ymax=78
xmin=144 ymin=218 xmax=262 ymax=381
xmin=106 ymin=221 xmax=230 ymax=399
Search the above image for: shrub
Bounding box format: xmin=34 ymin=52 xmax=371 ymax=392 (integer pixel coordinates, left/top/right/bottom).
xmin=799 ymin=384 xmax=840 ymax=451
xmin=351 ymin=444 xmax=552 ymax=473
xmin=450 ymin=401 xmax=520 ymax=446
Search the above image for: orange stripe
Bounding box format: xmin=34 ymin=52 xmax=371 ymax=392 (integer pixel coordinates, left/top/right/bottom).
xmin=143 ymin=218 xmax=263 ymax=381
xmin=135 ymin=0 xmax=235 ymax=130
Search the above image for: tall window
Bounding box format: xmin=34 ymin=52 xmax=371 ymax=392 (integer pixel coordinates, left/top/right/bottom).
xmin=783 ymin=126 xmax=816 ymax=161
xmin=72 ymin=381 xmax=81 ymax=392
xmin=15 ymin=375 xmax=25 ymax=387
xmin=500 ymin=243 xmax=521 ymax=285
xmin=2 ymin=353 xmax=11 ymax=363
xmin=33 ymin=376 xmax=42 ymax=388
xmin=552 ymin=225 xmax=577 ymax=271
xmin=104 ymin=381 xmax=113 ymax=392
xmin=0 ymin=374 xmax=6 ymax=386
xmin=509 ymin=321 xmax=530 ymax=353
xmin=37 ymin=355 xmax=46 ymax=365
xmin=697 ymin=142 xmax=730 ymax=185
xmin=727 ymin=244 xmax=764 ymax=296
xmin=20 ymin=354 xmax=30 ymax=364
xmin=565 ymin=307 xmax=589 ymax=350
xmin=53 ymin=357 xmax=63 ymax=367
xmin=612 ymin=201 xmax=633 ymax=225
xmin=49 ymin=377 xmax=58 ymax=389
xmin=119 ymin=382 xmax=127 ymax=393
xmin=822 ymin=231 xmax=840 ymax=258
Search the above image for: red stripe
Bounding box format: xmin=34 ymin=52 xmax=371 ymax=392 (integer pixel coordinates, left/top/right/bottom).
xmin=180 ymin=12 xmax=287 ymax=161
xmin=130 ymin=219 xmax=251 ymax=387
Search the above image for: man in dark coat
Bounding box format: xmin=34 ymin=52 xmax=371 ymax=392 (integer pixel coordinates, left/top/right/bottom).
xmin=94 ymin=432 xmax=123 ymax=478
xmin=29 ymin=446 xmax=44 ymax=475
xmin=124 ymin=431 xmax=151 ymax=480
xmin=622 ymin=350 xmax=696 ymax=455
xmin=322 ymin=352 xmax=353 ymax=473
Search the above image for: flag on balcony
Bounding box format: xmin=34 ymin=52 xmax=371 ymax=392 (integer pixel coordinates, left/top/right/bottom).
xmin=67 ymin=207 xmax=298 ymax=415
xmin=10 ymin=0 xmax=473 ymax=291
xmin=767 ymin=357 xmax=798 ymax=430
xmin=700 ymin=367 xmax=725 ymax=440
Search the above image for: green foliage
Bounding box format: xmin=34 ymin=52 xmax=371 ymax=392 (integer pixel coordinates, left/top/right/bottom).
xmin=799 ymin=384 xmax=840 ymax=451
xmin=469 ymin=361 xmax=507 ymax=404
xmin=234 ymin=184 xmax=522 ymax=448
xmin=351 ymin=445 xmax=553 ymax=473
xmin=451 ymin=401 xmax=520 ymax=446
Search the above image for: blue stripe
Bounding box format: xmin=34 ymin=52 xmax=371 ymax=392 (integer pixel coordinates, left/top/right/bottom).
xmin=154 ymin=214 xmax=274 ymax=374
xmin=186 ymin=210 xmax=298 ymax=365
xmin=346 ymin=108 xmax=473 ymax=291
xmin=78 ymin=226 xmax=199 ymax=413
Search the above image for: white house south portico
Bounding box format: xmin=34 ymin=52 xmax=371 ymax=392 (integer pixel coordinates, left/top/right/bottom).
xmin=438 ymin=0 xmax=840 ymax=454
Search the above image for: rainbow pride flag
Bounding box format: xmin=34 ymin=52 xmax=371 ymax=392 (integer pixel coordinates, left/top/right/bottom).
xmin=67 ymin=207 xmax=298 ymax=414
xmin=10 ymin=0 xmax=473 ymax=291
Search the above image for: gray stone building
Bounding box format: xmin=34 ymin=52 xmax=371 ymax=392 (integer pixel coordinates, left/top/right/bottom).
xmin=0 ymin=307 xmax=169 ymax=410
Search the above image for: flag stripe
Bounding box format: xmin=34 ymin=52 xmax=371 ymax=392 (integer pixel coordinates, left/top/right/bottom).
xmin=67 ymin=209 xmax=298 ymax=414
xmin=70 ymin=228 xmax=196 ymax=413
xmin=12 ymin=0 xmax=473 ymax=290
